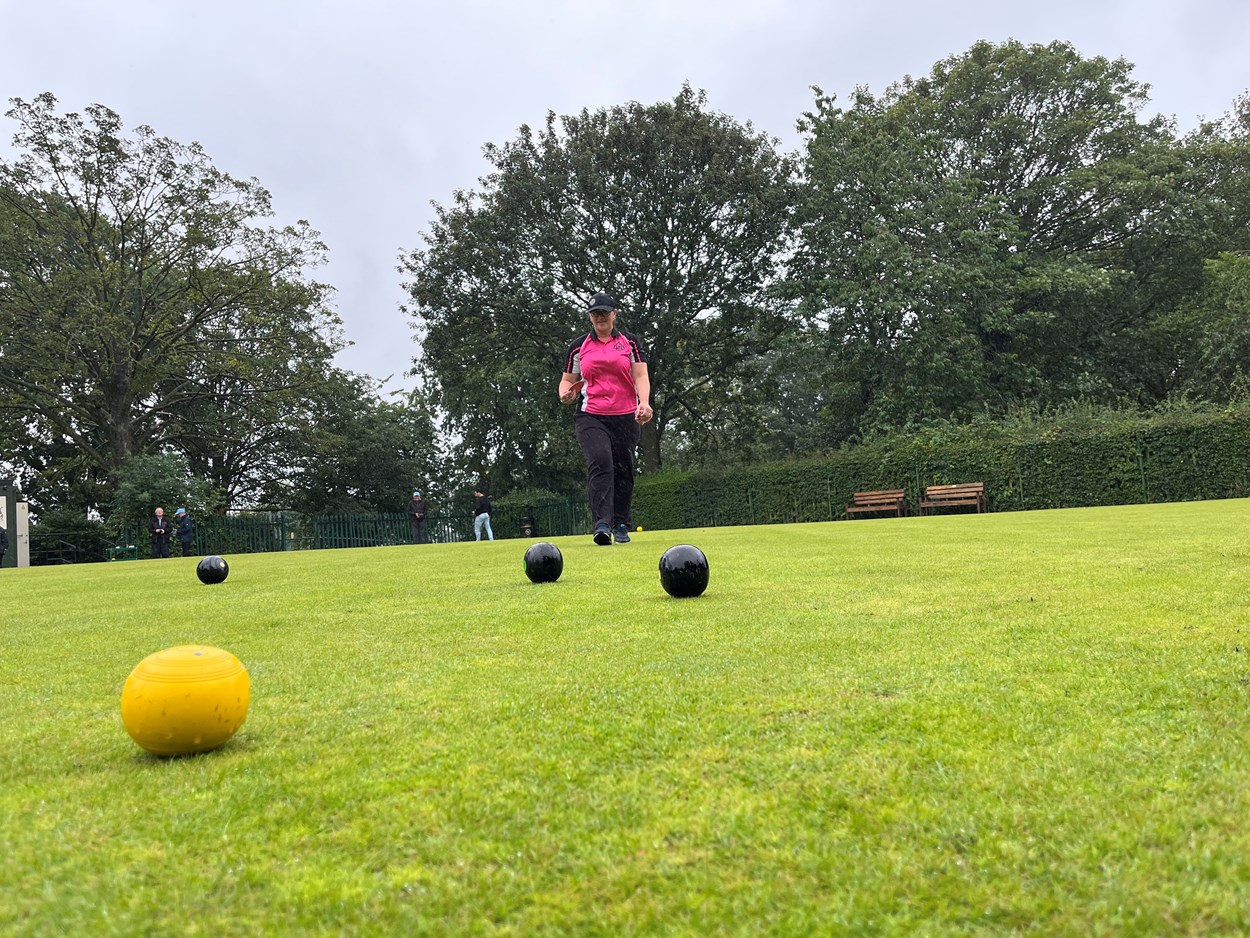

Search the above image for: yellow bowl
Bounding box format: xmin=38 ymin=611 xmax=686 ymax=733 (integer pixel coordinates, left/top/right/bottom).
xmin=121 ymin=645 xmax=250 ymax=756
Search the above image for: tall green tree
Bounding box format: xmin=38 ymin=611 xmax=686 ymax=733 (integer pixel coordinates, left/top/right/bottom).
xmin=0 ymin=94 xmax=344 ymax=509
xmin=401 ymin=86 xmax=796 ymax=483
xmin=790 ymin=40 xmax=1248 ymax=442
xmin=792 ymin=82 xmax=1022 ymax=437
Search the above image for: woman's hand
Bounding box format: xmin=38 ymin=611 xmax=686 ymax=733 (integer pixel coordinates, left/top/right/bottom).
xmin=560 ymin=378 xmax=584 ymax=404
xmin=635 ymin=401 xmax=653 ymax=424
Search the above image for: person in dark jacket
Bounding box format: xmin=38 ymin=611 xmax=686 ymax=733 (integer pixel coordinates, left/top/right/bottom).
xmin=407 ymin=491 xmax=428 ymax=544
xmin=0 ymin=524 xmax=7 ymax=566
xmin=174 ymin=508 xmax=195 ymax=556
xmin=473 ymin=490 xmax=494 ymax=541
xmin=149 ymin=507 xmax=171 ymax=559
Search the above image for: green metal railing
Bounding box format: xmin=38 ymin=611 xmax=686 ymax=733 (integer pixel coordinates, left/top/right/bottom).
xmin=29 ymin=533 xmax=115 ymax=565
xmin=64 ymin=497 xmax=597 ymax=565
xmin=313 ymin=513 xmax=408 ymax=549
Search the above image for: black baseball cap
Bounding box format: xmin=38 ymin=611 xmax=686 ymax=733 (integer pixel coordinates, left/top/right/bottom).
xmin=587 ymin=292 xmax=617 ymax=312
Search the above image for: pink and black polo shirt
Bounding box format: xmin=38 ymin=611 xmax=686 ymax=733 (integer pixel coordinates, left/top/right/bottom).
xmin=563 ymin=329 xmax=647 ymax=416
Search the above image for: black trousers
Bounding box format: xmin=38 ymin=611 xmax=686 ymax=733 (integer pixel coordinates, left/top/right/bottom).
xmin=574 ymin=412 xmax=640 ymax=529
xmin=179 ymin=539 xmax=196 ymax=557
xmin=410 ymin=516 xmax=427 ymax=544
xmin=151 ymin=536 xmax=170 ymax=559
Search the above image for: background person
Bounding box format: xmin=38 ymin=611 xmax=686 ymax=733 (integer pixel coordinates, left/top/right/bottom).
xmin=407 ymin=491 xmax=427 ymax=544
xmin=149 ymin=507 xmax=171 ymax=559
xmin=473 ymin=489 xmax=494 ymax=541
xmin=0 ymin=523 xmax=7 ymax=566
xmin=559 ymin=292 xmax=652 ymax=545
xmin=174 ymin=508 xmax=195 ymax=556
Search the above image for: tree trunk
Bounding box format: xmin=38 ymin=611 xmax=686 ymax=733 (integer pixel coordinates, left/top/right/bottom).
xmin=639 ymin=420 xmax=661 ymax=473
xmin=104 ymin=366 xmax=136 ymax=482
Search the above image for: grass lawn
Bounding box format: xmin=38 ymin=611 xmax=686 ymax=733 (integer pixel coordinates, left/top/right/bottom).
xmin=3 ymin=499 xmax=1250 ymax=935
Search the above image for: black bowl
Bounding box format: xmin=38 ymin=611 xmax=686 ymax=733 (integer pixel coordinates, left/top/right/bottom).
xmin=523 ymin=542 xmax=563 ymax=584
xmin=659 ymin=545 xmax=709 ymax=598
xmin=196 ymin=555 xmax=230 ymax=585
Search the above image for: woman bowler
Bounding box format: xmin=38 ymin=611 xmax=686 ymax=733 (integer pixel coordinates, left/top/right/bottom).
xmin=558 ymin=292 xmax=653 ymax=545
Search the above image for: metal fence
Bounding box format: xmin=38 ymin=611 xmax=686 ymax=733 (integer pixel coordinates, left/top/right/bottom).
xmin=28 ymin=533 xmax=117 ymax=566
xmin=28 ymin=498 xmax=594 ymax=566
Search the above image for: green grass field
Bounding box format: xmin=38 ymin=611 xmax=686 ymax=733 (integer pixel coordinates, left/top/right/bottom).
xmin=3 ymin=499 xmax=1250 ymax=935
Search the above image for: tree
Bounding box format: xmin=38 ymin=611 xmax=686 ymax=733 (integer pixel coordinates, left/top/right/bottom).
xmin=789 ymin=40 xmax=1247 ymax=442
xmin=0 ymin=94 xmax=344 ymax=510
xmin=1159 ymin=92 xmax=1250 ymax=399
xmin=259 ymin=372 xmax=447 ymax=514
xmin=401 ymin=86 xmax=796 ymax=483
xmin=1166 ymin=252 xmax=1250 ymax=399
xmin=791 ymin=81 xmax=1023 ymax=437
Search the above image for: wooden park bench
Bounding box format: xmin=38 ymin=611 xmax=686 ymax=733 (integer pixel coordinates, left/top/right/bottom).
xmin=919 ymin=482 xmax=987 ymax=515
xmin=845 ymin=489 xmax=907 ymax=519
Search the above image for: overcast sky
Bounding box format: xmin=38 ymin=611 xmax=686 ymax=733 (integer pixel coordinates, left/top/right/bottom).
xmin=2 ymin=0 xmax=1247 ymax=393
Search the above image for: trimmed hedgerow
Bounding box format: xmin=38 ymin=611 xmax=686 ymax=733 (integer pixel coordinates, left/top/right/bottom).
xmin=632 ymin=404 xmax=1250 ymax=529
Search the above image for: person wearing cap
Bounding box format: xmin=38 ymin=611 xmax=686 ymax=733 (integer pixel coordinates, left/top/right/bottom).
xmin=407 ymin=490 xmax=428 ymax=544
xmin=559 ymin=292 xmax=653 ymax=545
xmin=174 ymin=507 xmax=195 ymax=557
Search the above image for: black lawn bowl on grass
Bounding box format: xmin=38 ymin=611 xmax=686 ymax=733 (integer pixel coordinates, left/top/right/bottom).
xmin=659 ymin=544 xmax=709 ymax=598
xmin=196 ymin=555 xmax=230 ymax=585
xmin=522 ymin=542 xmax=563 ymax=584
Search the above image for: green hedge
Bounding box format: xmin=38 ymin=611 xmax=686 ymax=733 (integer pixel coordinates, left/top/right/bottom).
xmin=631 ymin=405 xmax=1250 ymax=530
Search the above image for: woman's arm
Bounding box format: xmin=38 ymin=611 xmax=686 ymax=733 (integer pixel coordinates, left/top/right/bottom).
xmin=559 ymin=372 xmax=584 ymax=404
xmin=631 ymin=362 xmax=652 ymax=424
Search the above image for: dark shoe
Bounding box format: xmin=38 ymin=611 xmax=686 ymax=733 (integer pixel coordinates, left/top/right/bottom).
xmin=613 ymin=524 xmax=631 ymax=544
xmin=593 ymin=523 xmax=612 ymax=546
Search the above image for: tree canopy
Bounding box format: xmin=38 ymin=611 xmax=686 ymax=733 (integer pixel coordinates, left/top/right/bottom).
xmin=785 ymin=40 xmax=1250 ymax=445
